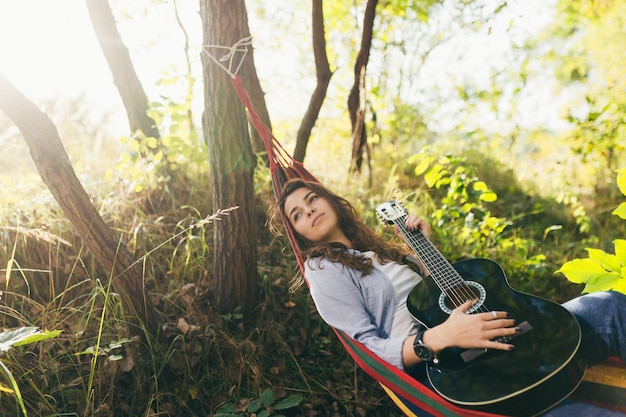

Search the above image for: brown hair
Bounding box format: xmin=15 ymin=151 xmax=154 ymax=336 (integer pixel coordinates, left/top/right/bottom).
xmin=268 ymin=179 xmax=414 ymax=286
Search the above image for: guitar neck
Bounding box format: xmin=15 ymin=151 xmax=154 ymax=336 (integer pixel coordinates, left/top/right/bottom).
xmin=394 ymin=217 xmax=464 ymax=288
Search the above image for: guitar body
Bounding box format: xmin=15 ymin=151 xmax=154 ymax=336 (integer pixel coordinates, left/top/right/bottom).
xmin=407 ymin=258 xmax=586 ymax=416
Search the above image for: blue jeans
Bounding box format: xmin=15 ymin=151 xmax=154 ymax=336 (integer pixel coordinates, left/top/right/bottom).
xmin=541 ymin=291 xmax=626 ymax=417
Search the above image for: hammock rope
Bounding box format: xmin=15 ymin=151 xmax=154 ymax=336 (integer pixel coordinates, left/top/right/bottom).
xmin=202 ymin=36 xmax=254 ymax=78
xmin=203 ymin=40 xmax=502 ymax=417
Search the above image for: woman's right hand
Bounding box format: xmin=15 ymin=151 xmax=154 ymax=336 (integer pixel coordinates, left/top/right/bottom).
xmin=422 ymin=300 xmax=519 ymax=354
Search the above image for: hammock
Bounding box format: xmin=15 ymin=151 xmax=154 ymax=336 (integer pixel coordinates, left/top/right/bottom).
xmin=202 ymin=37 xmax=498 ymax=416
xmin=221 ymin=70 xmax=503 ymax=416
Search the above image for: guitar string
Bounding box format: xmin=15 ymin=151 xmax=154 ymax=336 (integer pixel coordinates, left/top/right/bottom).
xmin=395 ymin=219 xmax=490 ymax=315
xmin=396 ymin=221 xmax=471 ymax=307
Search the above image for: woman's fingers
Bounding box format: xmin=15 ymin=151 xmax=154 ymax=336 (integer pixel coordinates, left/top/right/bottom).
xmin=478 ymin=316 xmax=518 ymax=351
xmin=444 ymin=303 xmax=517 ymax=351
xmin=404 ymin=214 xmax=431 ymax=238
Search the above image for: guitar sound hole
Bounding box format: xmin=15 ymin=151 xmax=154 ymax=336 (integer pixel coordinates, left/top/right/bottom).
xmin=438 ymin=281 xmax=486 ymax=315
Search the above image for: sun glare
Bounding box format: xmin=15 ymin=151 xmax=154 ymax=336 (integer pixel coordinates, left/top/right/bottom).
xmin=0 ymin=1 xmax=117 ymax=99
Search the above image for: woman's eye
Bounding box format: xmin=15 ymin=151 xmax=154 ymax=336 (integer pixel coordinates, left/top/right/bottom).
xmin=293 ymin=213 xmax=301 ymax=222
xmin=309 ymin=195 xmax=318 ymax=203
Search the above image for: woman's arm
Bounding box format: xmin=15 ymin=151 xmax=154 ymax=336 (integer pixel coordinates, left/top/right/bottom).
xmin=306 ymin=259 xmax=408 ymax=369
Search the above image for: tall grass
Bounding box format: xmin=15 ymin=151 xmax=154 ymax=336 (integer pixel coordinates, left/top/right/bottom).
xmin=1 ymin=114 xmax=624 ymax=415
xmin=0 ymin=160 xmax=389 ymax=415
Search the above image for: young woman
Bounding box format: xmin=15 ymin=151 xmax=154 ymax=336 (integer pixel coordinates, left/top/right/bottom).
xmin=269 ymin=178 xmax=626 ymax=417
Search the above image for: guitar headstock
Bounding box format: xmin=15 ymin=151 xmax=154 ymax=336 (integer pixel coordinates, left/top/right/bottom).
xmin=376 ymin=200 xmax=407 ymax=225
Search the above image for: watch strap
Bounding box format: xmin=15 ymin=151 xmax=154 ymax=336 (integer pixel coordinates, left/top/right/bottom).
xmin=413 ymin=329 xmax=439 ymax=364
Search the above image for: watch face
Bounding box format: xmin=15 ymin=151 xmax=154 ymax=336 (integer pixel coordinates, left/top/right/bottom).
xmin=414 ymin=343 xmax=435 ymax=361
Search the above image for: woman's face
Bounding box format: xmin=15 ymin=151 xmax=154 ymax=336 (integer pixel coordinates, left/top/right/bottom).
xmin=283 ymin=187 xmax=345 ymax=244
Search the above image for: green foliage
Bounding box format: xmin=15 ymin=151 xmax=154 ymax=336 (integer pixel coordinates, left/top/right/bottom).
xmin=0 ymin=327 xmax=61 ymax=416
xmin=555 ymin=190 xmax=591 ymax=234
xmin=409 ymin=149 xmax=507 ymax=259
xmin=0 ymin=327 xmax=61 ymax=353
xmin=109 ymin=92 xmax=207 ymax=194
xmin=215 ymin=389 xmax=303 ymax=417
xmin=547 ymin=0 xmax=626 ymax=194
xmin=76 ymin=337 xmax=132 ymax=362
xmin=556 ymin=169 xmax=626 ymax=294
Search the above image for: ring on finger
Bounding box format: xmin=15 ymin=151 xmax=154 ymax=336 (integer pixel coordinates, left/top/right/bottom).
xmin=491 ymin=311 xmax=498 ymax=319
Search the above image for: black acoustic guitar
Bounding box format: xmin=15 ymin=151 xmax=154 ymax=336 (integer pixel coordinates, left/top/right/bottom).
xmin=376 ymin=201 xmax=587 ymax=417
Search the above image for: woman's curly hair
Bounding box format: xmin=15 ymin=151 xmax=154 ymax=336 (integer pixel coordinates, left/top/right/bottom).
xmin=268 ymin=179 xmax=416 ymax=288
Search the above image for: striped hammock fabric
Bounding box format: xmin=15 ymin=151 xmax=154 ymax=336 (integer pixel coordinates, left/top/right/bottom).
xmin=229 ymin=74 xmax=503 ymax=417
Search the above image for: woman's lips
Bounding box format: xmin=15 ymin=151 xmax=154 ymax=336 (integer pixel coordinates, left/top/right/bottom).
xmin=312 ymin=213 xmax=323 ymax=227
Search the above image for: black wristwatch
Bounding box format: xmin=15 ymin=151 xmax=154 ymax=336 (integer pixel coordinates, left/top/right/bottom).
xmin=413 ymin=330 xmax=439 ymax=364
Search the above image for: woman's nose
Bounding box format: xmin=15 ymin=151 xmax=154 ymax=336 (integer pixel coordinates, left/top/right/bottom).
xmin=307 ymin=207 xmax=316 ymax=216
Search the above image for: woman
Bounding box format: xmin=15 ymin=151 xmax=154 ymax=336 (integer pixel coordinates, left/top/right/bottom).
xmin=269 ymin=178 xmax=626 ymax=416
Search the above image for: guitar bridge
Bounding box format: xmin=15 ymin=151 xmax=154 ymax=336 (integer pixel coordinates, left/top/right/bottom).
xmin=460 ymin=321 xmax=533 ymax=363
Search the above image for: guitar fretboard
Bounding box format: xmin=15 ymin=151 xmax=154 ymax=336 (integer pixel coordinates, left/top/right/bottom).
xmin=394 ymin=216 xmax=468 ymax=299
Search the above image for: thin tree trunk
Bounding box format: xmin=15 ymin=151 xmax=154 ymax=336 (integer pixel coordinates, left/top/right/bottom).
xmin=199 ymin=0 xmax=259 ymax=315
xmin=173 ymin=0 xmax=196 ymax=133
xmin=0 ymin=73 xmax=158 ymax=334
xmin=293 ymin=0 xmax=333 ymax=163
xmin=348 ymin=0 xmax=378 ymax=173
xmin=85 ymin=0 xmax=160 ymax=139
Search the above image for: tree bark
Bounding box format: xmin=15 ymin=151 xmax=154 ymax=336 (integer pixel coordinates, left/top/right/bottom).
xmin=348 ymin=0 xmax=378 ymax=173
xmin=293 ymin=0 xmax=333 ymax=163
xmin=0 ymin=73 xmax=158 ymax=334
xmin=199 ymin=0 xmax=259 ymax=315
xmin=85 ymin=0 xmax=160 ymax=139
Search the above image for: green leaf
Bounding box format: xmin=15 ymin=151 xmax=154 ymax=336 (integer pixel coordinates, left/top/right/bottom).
xmin=555 ymin=258 xmax=612 ymax=284
xmin=612 ymin=202 xmax=626 ymax=220
xmin=479 ymin=191 xmax=498 ymax=202
xmin=14 ymin=329 xmax=61 ymax=346
xmin=108 ymin=338 xmax=131 ymax=350
xmin=436 ymin=177 xmax=451 ymax=188
xmin=77 ymin=346 xmax=102 ymax=356
xmin=413 ymin=157 xmax=432 ymax=176
xmin=273 ymin=394 xmax=303 ymax=410
xmin=260 ymin=389 xmax=274 ymax=407
xmin=424 ymin=165 xmax=443 ymax=187
xmin=247 ymin=399 xmax=261 ymax=413
xmin=473 ymin=181 xmax=489 ymax=192
xmin=613 ymin=272 xmax=626 ymax=295
xmin=145 ymin=137 xmax=158 ymax=149
xmin=583 ymin=271 xmax=622 ymax=293
xmin=0 ymin=327 xmax=41 ymax=352
xmin=586 ymin=248 xmax=620 ymax=272
xmin=615 ymin=239 xmax=626 ymax=265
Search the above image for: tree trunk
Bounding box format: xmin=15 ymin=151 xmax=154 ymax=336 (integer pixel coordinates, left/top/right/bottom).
xmin=85 ymin=0 xmax=160 ymax=139
xmin=348 ymin=0 xmax=378 ymax=173
xmin=199 ymin=0 xmax=259 ymax=315
xmin=0 ymin=73 xmax=158 ymax=334
xmin=293 ymin=0 xmax=333 ymax=163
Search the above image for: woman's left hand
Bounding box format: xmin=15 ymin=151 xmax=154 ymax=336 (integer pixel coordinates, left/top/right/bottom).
xmin=394 ymin=214 xmax=431 ymax=240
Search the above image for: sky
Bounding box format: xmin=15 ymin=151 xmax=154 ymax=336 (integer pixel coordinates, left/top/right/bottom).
xmin=0 ymin=0 xmax=206 ymax=136
xmin=0 ymin=0 xmax=563 ymax=140
xmin=0 ymin=1 xmax=120 ymax=104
